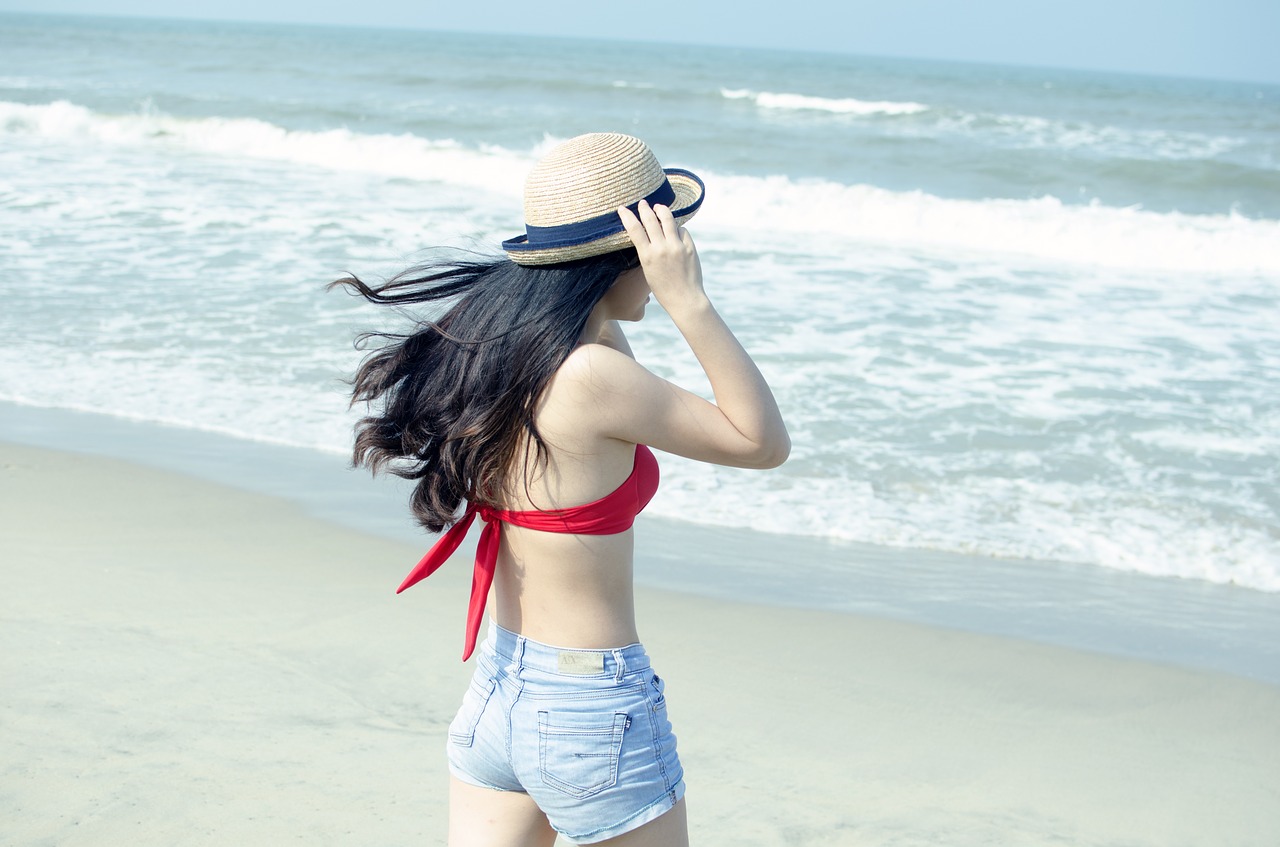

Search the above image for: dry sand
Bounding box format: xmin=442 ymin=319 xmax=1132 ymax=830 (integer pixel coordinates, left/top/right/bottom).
xmin=3 ymin=442 xmax=1278 ymax=846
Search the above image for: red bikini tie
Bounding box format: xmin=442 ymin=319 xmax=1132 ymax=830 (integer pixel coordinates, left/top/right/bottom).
xmin=395 ymin=505 xmax=501 ymax=661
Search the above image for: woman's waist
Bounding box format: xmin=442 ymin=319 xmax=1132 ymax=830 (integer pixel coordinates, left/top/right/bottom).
xmin=499 ymin=522 xmax=635 ymax=553
xmin=493 ymin=545 xmax=638 ymax=646
xmin=490 ymin=593 xmax=640 ymax=657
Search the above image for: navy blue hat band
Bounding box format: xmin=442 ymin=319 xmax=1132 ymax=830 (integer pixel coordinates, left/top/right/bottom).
xmin=503 ymin=170 xmax=703 ymax=253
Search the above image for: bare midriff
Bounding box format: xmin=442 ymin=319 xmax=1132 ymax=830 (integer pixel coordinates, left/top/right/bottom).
xmin=492 ymin=525 xmax=640 ymax=649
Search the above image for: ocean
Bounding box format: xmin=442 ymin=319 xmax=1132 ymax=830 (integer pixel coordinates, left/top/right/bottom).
xmin=2 ymin=14 xmax=1278 ymax=606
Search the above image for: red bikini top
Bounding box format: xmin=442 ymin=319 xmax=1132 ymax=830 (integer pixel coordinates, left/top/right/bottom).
xmin=396 ymin=444 xmax=660 ymax=660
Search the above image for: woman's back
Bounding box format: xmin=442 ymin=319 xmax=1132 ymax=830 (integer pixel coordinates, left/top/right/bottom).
xmin=492 ymin=342 xmax=653 ymax=649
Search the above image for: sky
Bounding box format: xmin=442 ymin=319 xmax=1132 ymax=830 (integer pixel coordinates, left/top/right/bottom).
xmin=1 ymin=0 xmax=1278 ymax=85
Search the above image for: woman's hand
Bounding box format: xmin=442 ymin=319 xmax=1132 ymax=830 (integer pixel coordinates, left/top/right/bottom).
xmin=617 ymin=200 xmax=706 ymax=317
xmin=596 ymin=198 xmax=789 ymax=469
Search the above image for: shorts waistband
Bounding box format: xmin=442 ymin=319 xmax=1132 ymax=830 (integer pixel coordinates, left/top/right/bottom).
xmin=484 ymin=621 xmax=652 ymax=679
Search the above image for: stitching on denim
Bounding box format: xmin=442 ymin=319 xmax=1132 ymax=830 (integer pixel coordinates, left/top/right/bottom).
xmin=565 ymin=780 xmax=686 ymax=842
xmin=518 ymin=681 xmax=647 ymax=701
xmin=643 ymin=683 xmax=673 ymax=793
xmin=536 ymin=711 xmax=627 ymax=799
xmin=448 ymin=675 xmax=497 ymax=747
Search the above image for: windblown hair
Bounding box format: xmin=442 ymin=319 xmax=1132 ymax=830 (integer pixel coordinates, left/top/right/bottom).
xmin=329 ymin=249 xmax=637 ymax=533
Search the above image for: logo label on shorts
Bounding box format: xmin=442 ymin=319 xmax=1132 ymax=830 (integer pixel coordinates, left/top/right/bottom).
xmin=557 ymin=651 xmax=605 ymax=674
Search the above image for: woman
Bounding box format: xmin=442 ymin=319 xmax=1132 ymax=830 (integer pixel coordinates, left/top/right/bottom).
xmin=333 ymin=133 xmax=789 ymax=845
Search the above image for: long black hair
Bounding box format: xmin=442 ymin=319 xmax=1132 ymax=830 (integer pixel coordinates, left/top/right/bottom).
xmin=329 ymin=248 xmax=638 ymax=532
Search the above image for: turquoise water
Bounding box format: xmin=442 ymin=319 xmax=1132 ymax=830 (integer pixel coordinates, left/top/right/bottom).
xmin=2 ymin=12 xmax=1278 ymax=594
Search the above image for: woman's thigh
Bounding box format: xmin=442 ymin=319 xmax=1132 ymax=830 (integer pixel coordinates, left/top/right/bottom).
xmin=447 ymin=776 xmax=557 ymax=847
xmin=596 ymin=798 xmax=689 ymax=847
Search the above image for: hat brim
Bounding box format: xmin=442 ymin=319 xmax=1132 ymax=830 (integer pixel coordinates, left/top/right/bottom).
xmin=503 ymin=169 xmax=704 ymax=267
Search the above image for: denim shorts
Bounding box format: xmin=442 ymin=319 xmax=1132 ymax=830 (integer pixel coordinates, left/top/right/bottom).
xmin=446 ymin=622 xmax=685 ymax=844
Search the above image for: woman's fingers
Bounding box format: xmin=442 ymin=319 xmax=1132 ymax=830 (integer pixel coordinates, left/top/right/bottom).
xmin=621 ymin=200 xmax=682 ymax=252
xmin=635 ymin=199 xmax=666 ymax=246
xmin=641 ymin=201 xmax=682 ymax=244
xmin=617 ymin=204 xmax=650 ymax=247
xmin=652 ymin=202 xmax=681 ymax=240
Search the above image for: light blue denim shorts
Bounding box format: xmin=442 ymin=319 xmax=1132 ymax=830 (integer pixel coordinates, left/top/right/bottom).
xmin=446 ymin=622 xmax=685 ymax=844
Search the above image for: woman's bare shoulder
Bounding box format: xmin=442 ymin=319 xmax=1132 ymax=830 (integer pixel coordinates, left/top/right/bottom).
xmin=554 ymin=342 xmax=646 ymax=393
xmin=536 ymin=344 xmax=637 ymax=439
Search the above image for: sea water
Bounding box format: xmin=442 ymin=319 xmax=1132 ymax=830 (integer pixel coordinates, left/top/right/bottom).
xmin=2 ymin=14 xmax=1278 ymax=603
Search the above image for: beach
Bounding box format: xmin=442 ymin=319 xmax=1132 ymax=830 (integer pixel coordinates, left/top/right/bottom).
xmin=3 ymin=12 xmax=1280 ymax=846
xmin=5 ymin=438 xmax=1278 ymax=846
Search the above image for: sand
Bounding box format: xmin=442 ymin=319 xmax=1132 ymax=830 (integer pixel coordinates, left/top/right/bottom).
xmin=3 ymin=441 xmax=1278 ymax=846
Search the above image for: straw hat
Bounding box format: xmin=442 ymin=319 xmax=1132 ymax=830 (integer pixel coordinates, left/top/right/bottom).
xmin=502 ymin=133 xmax=705 ymax=266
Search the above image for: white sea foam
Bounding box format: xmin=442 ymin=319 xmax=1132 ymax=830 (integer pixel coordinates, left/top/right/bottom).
xmin=3 ymin=98 xmax=1277 ymax=594
xmin=0 ymin=99 xmax=529 ymax=199
xmin=0 ymin=347 xmax=359 ymax=456
xmin=699 ymin=174 xmax=1280 ymax=274
xmin=721 ymin=88 xmax=928 ymax=115
xmin=715 ymin=90 xmax=1247 ymax=161
xmin=4 ymin=100 xmax=1276 ymax=275
xmin=933 ymin=110 xmax=1246 ymax=161
xmin=638 ymin=454 xmax=1280 ymax=593
xmin=624 ymin=246 xmax=1280 ymax=593
xmin=1132 ymin=429 xmax=1278 ymax=457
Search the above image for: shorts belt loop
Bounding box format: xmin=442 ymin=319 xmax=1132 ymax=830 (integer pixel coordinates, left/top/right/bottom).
xmin=612 ymin=648 xmax=626 ymax=683
xmin=512 ymin=634 xmax=526 ymax=676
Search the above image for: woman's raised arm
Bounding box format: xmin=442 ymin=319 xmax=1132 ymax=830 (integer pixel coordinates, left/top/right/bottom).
xmin=567 ymin=200 xmax=789 ymax=468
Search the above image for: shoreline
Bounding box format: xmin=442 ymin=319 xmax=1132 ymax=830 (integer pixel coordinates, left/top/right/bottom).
xmin=2 ymin=400 xmax=1279 ymax=687
xmin=3 ymin=439 xmax=1278 ymax=845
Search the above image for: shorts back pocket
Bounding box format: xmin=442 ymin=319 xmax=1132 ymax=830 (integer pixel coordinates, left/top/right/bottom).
xmin=448 ymin=676 xmax=497 ymax=748
xmin=537 ymin=710 xmax=629 ymax=799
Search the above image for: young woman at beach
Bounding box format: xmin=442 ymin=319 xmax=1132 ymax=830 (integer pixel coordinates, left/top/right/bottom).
xmin=333 ymin=133 xmax=789 ymax=845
